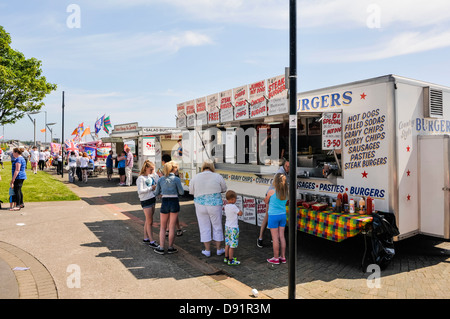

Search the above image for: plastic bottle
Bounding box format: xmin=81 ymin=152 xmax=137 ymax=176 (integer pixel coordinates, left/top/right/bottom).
xmin=336 ymin=197 xmax=342 ymax=213
xmin=343 ymin=191 xmax=349 ymax=213
xmin=349 ymin=198 xmax=355 ymax=214
xmin=343 ymin=191 xmax=348 ymax=205
xmin=359 ymin=197 xmax=365 ymax=214
xmin=366 ymin=196 xmax=373 ymax=215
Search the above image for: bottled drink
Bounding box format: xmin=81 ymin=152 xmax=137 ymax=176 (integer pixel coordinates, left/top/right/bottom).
xmin=359 ymin=197 xmax=365 ymax=214
xmin=366 ymin=196 xmax=373 ymax=215
xmin=349 ymin=198 xmax=355 ymax=214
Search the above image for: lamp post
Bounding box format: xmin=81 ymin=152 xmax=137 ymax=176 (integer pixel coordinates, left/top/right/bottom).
xmin=29 ymin=110 xmax=48 ymax=145
xmin=26 ymin=113 xmax=37 ymax=146
xmin=288 ymin=0 xmax=298 ymax=300
xmin=46 ymin=123 xmax=57 ymax=143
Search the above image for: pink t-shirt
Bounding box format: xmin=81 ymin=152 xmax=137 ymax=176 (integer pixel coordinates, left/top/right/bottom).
xmin=126 ymin=152 xmax=134 ymax=168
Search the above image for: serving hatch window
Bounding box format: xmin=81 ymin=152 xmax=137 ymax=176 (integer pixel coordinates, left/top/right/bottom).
xmin=297 ymin=111 xmax=342 ymax=178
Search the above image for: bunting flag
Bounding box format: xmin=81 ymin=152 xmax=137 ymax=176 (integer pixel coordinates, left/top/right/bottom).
xmin=40 ymin=128 xmax=46 ymax=133
xmin=81 ymin=126 xmax=91 ymax=138
xmin=71 ymin=127 xmax=78 ymax=136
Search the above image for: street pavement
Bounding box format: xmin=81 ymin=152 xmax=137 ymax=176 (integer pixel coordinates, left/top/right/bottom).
xmin=0 ymin=169 xmax=449 ymax=300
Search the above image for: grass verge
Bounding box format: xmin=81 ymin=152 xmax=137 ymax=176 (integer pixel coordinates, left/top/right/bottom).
xmin=0 ymin=161 xmax=80 ymax=203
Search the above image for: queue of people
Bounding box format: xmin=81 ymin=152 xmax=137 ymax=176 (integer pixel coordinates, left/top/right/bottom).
xmin=134 ymin=156 xmax=289 ymax=266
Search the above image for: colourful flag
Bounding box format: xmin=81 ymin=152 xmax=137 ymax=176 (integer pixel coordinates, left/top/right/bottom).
xmin=103 ymin=115 xmax=111 ymax=128
xmin=103 ymin=115 xmax=112 ymax=134
xmin=65 ymin=139 xmax=79 ymax=152
xmin=77 ymin=123 xmax=84 ymax=136
xmin=95 ymin=115 xmax=104 ymax=134
xmin=71 ymin=127 xmax=78 ymax=136
xmin=81 ymin=126 xmax=91 ymax=138
xmin=40 ymin=128 xmax=46 ymax=133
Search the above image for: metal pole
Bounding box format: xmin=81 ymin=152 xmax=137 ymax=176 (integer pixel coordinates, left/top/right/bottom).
xmin=33 ymin=118 xmax=36 ymax=146
xmin=62 ymin=91 xmax=65 ymax=177
xmin=45 ymin=111 xmax=47 ymax=145
xmin=288 ymin=0 xmax=298 ymax=300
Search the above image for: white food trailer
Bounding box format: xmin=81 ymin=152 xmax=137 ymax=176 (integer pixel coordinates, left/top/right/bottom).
xmin=102 ymin=123 xmax=182 ymax=178
xmin=177 ymin=74 xmax=450 ymax=240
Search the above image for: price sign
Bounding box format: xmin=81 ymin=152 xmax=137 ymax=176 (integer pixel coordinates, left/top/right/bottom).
xmin=322 ymin=112 xmax=342 ymax=150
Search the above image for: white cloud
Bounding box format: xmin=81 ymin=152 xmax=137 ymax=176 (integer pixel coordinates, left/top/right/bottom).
xmin=311 ymin=29 xmax=450 ymax=63
xmin=12 ymin=29 xmax=214 ymax=70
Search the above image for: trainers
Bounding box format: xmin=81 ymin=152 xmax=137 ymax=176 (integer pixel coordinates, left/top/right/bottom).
xmin=148 ymin=241 xmax=159 ymax=248
xmin=223 ymin=257 xmax=228 ymax=263
xmin=143 ymin=239 xmax=150 ymax=244
xmin=279 ymin=257 xmax=287 ymax=264
xmin=257 ymin=238 xmax=264 ymax=248
xmin=167 ymin=247 xmax=178 ymax=254
xmin=216 ymin=248 xmax=225 ymax=256
xmin=201 ymin=250 xmax=211 ymax=257
xmin=267 ymin=257 xmax=280 ymax=265
xmin=153 ymin=246 xmax=165 ymax=255
xmin=228 ymin=258 xmax=241 ymax=266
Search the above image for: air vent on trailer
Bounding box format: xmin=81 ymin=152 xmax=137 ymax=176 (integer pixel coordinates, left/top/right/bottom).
xmin=423 ymin=87 xmax=443 ymax=118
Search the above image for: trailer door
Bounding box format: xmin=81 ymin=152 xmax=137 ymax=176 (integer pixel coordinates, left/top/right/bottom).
xmin=418 ymin=135 xmax=450 ymax=239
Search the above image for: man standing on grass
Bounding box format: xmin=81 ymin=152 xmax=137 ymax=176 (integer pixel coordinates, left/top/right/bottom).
xmin=29 ymin=146 xmax=39 ymax=174
xmin=125 ymin=147 xmax=134 ymax=186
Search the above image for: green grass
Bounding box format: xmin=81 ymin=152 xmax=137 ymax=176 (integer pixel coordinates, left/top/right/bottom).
xmin=0 ymin=161 xmax=80 ymax=203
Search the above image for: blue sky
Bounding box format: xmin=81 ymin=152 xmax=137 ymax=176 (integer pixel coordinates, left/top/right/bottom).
xmin=2 ymin=0 xmax=450 ymax=142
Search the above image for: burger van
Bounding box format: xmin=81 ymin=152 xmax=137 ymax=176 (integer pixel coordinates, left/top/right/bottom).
xmin=176 ymin=74 xmax=450 ymax=240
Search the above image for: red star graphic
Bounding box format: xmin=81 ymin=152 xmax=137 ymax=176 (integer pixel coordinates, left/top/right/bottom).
xmin=407 ymin=194 xmax=411 ymax=201
xmin=406 ymin=146 xmax=411 ymax=152
xmin=406 ymin=170 xmax=411 ymax=176
xmin=360 ymin=93 xmax=367 ymax=100
xmin=362 ymin=171 xmax=368 ymax=178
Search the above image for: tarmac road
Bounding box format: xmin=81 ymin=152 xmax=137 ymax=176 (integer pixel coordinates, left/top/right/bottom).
xmin=0 ymin=170 xmax=449 ymax=300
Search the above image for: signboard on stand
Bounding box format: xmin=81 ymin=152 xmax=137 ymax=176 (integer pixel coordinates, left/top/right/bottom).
xmin=322 ymin=112 xmax=342 ymax=150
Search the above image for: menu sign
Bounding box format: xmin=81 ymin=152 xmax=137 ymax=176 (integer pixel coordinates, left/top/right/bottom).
xmin=234 ymin=85 xmax=249 ymax=121
xmin=196 ymin=97 xmax=207 ymax=126
xmin=243 ymin=196 xmax=256 ymax=225
xmin=207 ymin=93 xmax=219 ymax=124
xmin=249 ymin=79 xmax=267 ymax=118
xmin=185 ymin=100 xmax=195 ymax=115
xmin=267 ymin=75 xmax=286 ymax=99
xmin=220 ymin=89 xmax=233 ymax=122
xmin=322 ymin=112 xmax=342 ymax=150
xmin=177 ymin=102 xmax=185 ymax=117
xmin=256 ymin=199 xmax=266 ymax=226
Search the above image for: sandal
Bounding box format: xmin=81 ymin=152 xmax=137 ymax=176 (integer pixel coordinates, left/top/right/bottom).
xmin=176 ymin=229 xmax=183 ymax=237
xmin=9 ymin=207 xmax=20 ymax=211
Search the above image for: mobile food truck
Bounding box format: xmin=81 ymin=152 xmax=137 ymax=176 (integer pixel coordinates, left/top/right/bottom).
xmin=102 ymin=122 xmax=182 ymax=179
xmin=177 ymin=74 xmax=450 ymax=241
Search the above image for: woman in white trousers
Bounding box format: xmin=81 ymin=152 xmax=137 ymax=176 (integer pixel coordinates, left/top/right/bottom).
xmin=189 ymin=160 xmax=227 ymax=257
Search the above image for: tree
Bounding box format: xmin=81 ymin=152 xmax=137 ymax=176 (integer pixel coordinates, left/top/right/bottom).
xmin=0 ymin=26 xmax=57 ymax=125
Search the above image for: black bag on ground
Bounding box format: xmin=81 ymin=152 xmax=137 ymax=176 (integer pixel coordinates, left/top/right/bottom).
xmin=370 ymin=212 xmax=400 ymax=269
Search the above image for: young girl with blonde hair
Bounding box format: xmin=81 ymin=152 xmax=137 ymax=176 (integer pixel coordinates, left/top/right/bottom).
xmin=264 ymin=173 xmax=288 ymax=264
xmin=153 ymin=161 xmax=184 ymax=254
xmin=136 ymin=160 xmax=159 ymax=248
